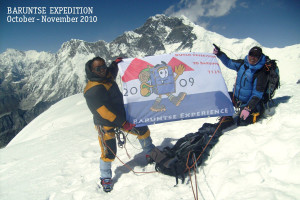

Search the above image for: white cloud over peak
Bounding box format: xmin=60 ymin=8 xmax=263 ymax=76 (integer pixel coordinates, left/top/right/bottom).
xmin=164 ymin=0 xmax=237 ymax=23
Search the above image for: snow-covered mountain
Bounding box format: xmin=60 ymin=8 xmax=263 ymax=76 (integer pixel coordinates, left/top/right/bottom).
xmin=0 ymin=14 xmax=299 ymax=147
xmin=1 ymin=39 xmax=300 ymax=199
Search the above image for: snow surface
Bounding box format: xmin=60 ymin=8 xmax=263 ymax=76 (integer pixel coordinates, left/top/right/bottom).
xmin=1 ymin=33 xmax=300 ymax=200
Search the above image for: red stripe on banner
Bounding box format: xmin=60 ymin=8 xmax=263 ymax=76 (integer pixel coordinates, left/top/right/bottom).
xmin=167 ymin=57 xmax=194 ymax=72
xmin=122 ymin=58 xmax=153 ymax=82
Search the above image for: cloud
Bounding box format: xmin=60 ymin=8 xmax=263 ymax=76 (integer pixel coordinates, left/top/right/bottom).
xmin=164 ymin=0 xmax=237 ymax=23
xmin=240 ymin=2 xmax=249 ymax=8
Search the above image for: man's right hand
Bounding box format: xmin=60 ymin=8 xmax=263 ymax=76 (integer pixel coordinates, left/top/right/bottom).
xmin=213 ymin=43 xmax=220 ymax=55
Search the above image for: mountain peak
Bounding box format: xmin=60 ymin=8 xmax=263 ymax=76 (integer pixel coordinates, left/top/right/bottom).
xmin=1 ymin=48 xmax=24 ymax=57
xmin=58 ymin=39 xmax=84 ymax=52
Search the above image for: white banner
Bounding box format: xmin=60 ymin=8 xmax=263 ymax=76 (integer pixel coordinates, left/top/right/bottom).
xmin=118 ymin=52 xmax=234 ymax=126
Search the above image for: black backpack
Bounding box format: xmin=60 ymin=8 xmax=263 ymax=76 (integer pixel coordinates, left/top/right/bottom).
xmin=261 ymin=56 xmax=280 ymax=104
xmin=149 ymin=124 xmax=221 ymax=184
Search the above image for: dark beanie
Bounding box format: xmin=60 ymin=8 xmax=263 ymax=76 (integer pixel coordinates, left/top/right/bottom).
xmin=249 ymin=46 xmax=262 ymax=58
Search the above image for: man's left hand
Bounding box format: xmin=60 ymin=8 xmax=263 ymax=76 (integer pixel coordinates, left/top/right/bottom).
xmin=115 ymin=57 xmax=123 ymax=64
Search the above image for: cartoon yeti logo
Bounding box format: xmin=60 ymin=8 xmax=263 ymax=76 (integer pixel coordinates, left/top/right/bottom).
xmin=138 ymin=61 xmax=187 ymax=112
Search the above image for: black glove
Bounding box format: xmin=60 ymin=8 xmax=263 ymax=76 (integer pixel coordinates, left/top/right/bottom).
xmin=213 ymin=43 xmax=221 ymax=56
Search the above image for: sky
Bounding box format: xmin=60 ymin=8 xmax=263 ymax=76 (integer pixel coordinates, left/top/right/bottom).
xmin=0 ymin=0 xmax=299 ymax=53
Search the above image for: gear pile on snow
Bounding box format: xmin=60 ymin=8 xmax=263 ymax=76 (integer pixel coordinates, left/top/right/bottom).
xmin=149 ymin=122 xmax=228 ymax=184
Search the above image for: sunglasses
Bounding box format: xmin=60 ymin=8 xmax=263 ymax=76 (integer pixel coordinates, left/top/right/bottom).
xmin=248 ymin=52 xmax=261 ymax=59
xmin=93 ymin=64 xmax=107 ymax=72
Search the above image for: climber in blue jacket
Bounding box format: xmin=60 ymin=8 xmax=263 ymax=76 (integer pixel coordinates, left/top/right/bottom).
xmin=213 ymin=45 xmax=268 ymax=126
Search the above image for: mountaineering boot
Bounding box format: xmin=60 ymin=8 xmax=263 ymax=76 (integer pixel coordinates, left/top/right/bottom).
xmin=150 ymin=97 xmax=166 ymax=112
xmin=169 ymin=92 xmax=187 ymax=106
xmin=217 ymin=116 xmax=234 ymax=130
xmin=100 ymin=178 xmax=113 ymax=192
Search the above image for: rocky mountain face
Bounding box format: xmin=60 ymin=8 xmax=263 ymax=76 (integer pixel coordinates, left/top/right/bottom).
xmin=0 ymin=14 xmax=263 ymax=147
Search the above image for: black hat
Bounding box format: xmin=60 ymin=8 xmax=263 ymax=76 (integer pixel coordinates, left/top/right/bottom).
xmin=248 ymin=46 xmax=262 ymax=58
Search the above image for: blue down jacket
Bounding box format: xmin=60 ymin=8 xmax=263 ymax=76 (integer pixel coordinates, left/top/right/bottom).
xmin=217 ymin=52 xmax=267 ymax=110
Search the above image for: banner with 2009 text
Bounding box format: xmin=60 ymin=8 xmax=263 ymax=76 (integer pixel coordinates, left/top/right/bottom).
xmin=118 ymin=52 xmax=234 ymax=127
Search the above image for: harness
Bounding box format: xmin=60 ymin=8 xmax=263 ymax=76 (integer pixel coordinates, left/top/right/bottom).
xmin=97 ymin=125 xmax=127 ymax=148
